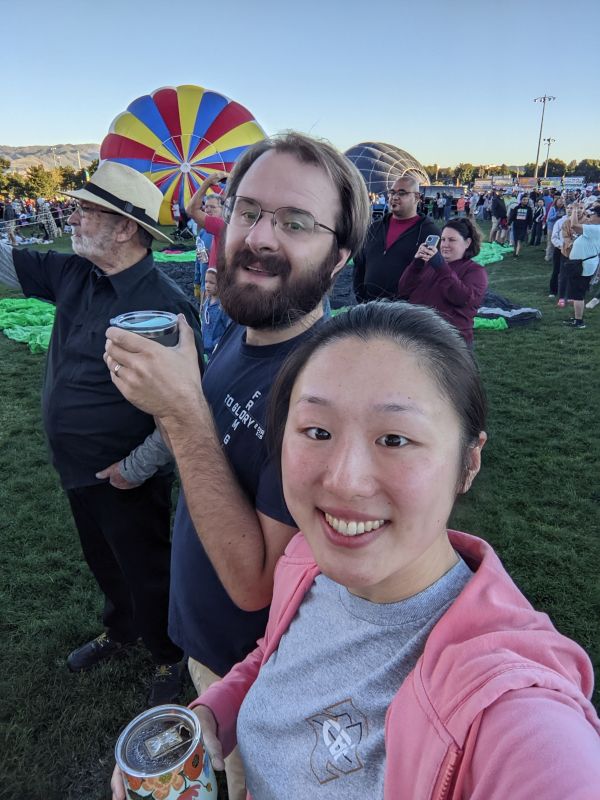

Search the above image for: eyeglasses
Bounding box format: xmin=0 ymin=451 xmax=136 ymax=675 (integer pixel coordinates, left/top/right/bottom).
xmin=222 ymin=196 xmax=337 ymax=240
xmin=388 ymin=190 xmax=418 ymax=198
xmin=70 ymin=202 xmax=121 ymax=218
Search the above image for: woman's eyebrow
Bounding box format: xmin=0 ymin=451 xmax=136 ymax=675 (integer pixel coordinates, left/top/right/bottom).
xmin=373 ymin=402 xmax=425 ymax=416
xmin=296 ymin=395 xmax=424 ymax=416
xmin=296 ymin=394 xmax=330 ymax=406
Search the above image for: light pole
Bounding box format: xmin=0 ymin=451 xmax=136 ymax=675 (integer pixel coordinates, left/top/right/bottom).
xmin=533 ymin=95 xmax=556 ymax=179
xmin=543 ymin=137 xmax=556 ymax=178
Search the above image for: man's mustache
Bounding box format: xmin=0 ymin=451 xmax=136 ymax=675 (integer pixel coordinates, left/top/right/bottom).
xmin=228 ymin=247 xmax=291 ymax=279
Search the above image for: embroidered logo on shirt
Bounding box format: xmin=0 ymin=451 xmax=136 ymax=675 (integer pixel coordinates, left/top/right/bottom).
xmin=306 ymin=699 xmax=367 ymax=784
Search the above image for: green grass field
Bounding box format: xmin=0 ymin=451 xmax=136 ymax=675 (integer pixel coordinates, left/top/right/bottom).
xmin=1 ymin=225 xmax=599 ymax=799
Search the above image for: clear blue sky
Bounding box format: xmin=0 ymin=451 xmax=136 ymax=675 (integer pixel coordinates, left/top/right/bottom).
xmin=3 ymin=0 xmax=598 ymax=167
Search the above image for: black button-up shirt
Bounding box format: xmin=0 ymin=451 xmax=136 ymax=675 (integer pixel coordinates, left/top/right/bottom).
xmin=13 ymin=248 xmax=202 ymax=489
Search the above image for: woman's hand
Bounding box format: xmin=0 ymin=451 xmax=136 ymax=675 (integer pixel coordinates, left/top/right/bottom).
xmin=414 ymin=244 xmax=438 ymax=263
xmin=110 ymin=706 xmax=224 ymax=800
xmin=192 ymin=705 xmax=225 ymax=771
xmin=110 ymin=764 xmax=125 ymax=800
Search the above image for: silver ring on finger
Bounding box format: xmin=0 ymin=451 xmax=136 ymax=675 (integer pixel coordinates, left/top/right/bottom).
xmin=114 ymin=362 xmax=122 ymax=376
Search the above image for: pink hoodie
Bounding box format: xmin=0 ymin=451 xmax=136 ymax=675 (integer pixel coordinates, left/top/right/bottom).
xmin=193 ymin=531 xmax=600 ymax=799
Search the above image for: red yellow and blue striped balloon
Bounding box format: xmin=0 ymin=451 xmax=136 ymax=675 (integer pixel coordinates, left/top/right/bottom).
xmin=100 ymin=85 xmax=266 ymax=224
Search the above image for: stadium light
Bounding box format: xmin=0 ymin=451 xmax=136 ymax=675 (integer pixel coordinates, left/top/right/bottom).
xmin=543 ymin=138 xmax=556 ymax=178
xmin=533 ymin=96 xmax=556 ymax=179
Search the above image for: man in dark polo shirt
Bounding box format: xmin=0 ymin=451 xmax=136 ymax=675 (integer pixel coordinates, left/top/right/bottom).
xmin=353 ymin=174 xmax=439 ymax=302
xmin=0 ymin=161 xmax=203 ymax=705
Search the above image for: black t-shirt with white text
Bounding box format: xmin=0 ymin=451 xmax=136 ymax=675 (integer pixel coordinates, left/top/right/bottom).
xmin=169 ymin=322 xmax=322 ymax=676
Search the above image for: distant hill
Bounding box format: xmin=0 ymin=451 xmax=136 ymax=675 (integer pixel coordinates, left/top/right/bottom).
xmin=0 ymin=144 xmax=100 ymax=173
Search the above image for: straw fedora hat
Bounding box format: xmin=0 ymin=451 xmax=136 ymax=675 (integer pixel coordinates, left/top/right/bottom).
xmin=62 ymin=161 xmax=172 ymax=243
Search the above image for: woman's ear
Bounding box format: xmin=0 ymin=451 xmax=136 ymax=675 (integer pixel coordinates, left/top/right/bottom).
xmin=459 ymin=431 xmax=487 ymax=494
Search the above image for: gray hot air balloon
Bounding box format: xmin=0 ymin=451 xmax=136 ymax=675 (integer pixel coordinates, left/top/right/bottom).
xmin=345 ymin=142 xmax=430 ymax=195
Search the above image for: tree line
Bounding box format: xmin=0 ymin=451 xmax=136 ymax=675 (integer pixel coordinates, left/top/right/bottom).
xmin=422 ymin=159 xmax=600 ymax=185
xmin=3 ymin=156 xmax=598 ymax=197
xmin=0 ymin=158 xmax=99 ymax=197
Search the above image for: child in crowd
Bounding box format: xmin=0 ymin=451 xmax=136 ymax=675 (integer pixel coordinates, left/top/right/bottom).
xmin=193 ymin=229 xmax=211 ymax=302
xmin=201 ymin=268 xmax=231 ymax=357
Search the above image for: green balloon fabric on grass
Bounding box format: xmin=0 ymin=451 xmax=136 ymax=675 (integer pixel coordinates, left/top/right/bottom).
xmin=3 ymin=324 xmax=53 ymax=353
xmin=0 ymin=298 xmax=56 ymax=353
xmin=473 ymin=316 xmax=508 ymax=331
xmin=153 ymin=250 xmax=196 ymax=263
xmin=473 ymin=242 xmax=513 ymax=266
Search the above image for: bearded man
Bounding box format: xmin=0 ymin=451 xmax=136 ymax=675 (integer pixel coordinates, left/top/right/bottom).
xmin=104 ymin=132 xmax=370 ymax=799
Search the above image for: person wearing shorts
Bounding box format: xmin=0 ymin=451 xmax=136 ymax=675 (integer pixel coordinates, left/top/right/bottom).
xmin=508 ymin=195 xmax=533 ymax=257
xmin=489 ymin=190 xmax=507 ymax=243
xmin=561 ymin=204 xmax=600 ymax=329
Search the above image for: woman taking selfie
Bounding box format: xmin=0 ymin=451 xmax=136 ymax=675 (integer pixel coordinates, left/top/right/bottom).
xmin=397 ymin=217 xmax=487 ymax=345
xmin=112 ymin=303 xmax=600 ymax=800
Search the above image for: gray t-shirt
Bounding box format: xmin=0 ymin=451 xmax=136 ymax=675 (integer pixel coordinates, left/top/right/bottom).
xmin=237 ymin=557 xmax=472 ymax=798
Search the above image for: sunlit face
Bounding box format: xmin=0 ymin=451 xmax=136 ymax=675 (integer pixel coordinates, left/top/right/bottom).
xmin=204 ymin=198 xmax=222 ymax=217
xmin=204 ymin=271 xmax=218 ymax=297
xmin=440 ymin=227 xmax=471 ymax=263
xmin=218 ymin=150 xmax=349 ymax=329
xmin=389 ymin=178 xmax=419 ymax=219
xmin=67 ymin=202 xmax=121 ymax=263
xmin=282 ymin=337 xmax=485 ymax=603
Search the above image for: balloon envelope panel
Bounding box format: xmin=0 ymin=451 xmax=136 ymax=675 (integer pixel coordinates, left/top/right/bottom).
xmin=100 ymin=85 xmax=266 ymax=224
xmin=345 ymin=142 xmax=430 ymax=195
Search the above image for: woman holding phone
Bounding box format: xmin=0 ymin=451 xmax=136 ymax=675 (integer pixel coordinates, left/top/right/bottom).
xmin=397 ymin=217 xmax=488 ymax=345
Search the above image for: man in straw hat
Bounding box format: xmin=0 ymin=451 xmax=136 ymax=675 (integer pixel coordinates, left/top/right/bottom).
xmin=0 ymin=160 xmax=203 ymax=706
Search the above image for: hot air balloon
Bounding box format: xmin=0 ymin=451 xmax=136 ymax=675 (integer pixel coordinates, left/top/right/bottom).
xmin=344 ymin=142 xmax=430 ymax=195
xmin=100 ymin=85 xmax=266 ymax=224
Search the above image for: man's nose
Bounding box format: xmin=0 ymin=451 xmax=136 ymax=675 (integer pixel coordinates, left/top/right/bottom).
xmin=244 ymin=213 xmax=279 ymax=252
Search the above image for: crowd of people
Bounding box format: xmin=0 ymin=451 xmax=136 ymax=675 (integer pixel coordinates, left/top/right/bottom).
xmin=1 ymin=136 xmax=599 ymax=800
xmin=364 ymin=181 xmax=600 ymax=331
xmin=0 ymin=195 xmax=73 ymax=245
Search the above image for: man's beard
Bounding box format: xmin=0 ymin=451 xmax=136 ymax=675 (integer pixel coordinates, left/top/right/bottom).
xmin=217 ymin=238 xmax=339 ymax=330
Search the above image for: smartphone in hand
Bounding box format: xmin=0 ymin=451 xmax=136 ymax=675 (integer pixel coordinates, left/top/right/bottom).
xmin=424 ymin=234 xmax=440 ymax=249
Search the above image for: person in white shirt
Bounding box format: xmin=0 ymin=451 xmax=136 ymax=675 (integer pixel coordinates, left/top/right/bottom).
xmin=551 ymin=209 xmax=572 ymax=307
xmin=561 ymin=203 xmax=600 ymax=328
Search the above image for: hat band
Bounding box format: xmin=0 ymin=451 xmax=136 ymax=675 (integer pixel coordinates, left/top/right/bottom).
xmin=83 ymin=183 xmax=158 ymax=227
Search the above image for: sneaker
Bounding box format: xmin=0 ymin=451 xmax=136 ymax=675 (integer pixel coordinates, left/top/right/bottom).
xmin=548 ymin=294 xmax=555 ymax=299
xmin=557 ymin=299 xmax=566 ymax=308
xmin=67 ymin=632 xmax=133 ymax=672
xmin=586 ymin=297 xmax=600 ymax=310
xmin=562 ymin=319 xmax=586 ymax=329
xmin=148 ymin=662 xmax=183 ymax=707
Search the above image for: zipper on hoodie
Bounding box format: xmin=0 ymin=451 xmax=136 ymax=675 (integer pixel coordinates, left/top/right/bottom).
xmin=432 ymin=747 xmax=462 ymax=800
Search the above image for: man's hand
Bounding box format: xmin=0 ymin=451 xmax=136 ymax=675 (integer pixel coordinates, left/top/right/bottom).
xmin=204 ymin=170 xmax=228 ymax=187
xmin=95 ymin=462 xmax=141 ymax=490
xmin=104 ymin=314 xmax=203 ymax=420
